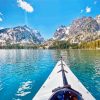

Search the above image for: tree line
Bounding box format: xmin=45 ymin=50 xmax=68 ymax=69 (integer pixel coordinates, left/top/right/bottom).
xmin=49 ymin=40 xmax=100 ymax=49
xmin=0 ymin=39 xmax=100 ymax=49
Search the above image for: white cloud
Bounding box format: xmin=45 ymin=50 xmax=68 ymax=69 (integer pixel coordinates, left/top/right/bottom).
xmin=86 ymin=6 xmax=91 ymax=13
xmin=0 ymin=17 xmax=3 ymax=22
xmin=17 ymin=0 xmax=34 ymax=13
xmin=0 ymin=12 xmax=3 ymax=16
xmin=94 ymin=1 xmax=97 ymax=4
xmin=0 ymin=27 xmax=4 ymax=29
xmin=80 ymin=9 xmax=83 ymax=13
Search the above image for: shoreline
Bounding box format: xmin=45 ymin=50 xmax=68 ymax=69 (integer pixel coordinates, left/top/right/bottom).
xmin=0 ymin=48 xmax=99 ymax=50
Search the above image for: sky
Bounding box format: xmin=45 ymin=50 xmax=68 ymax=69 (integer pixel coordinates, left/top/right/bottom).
xmin=0 ymin=0 xmax=100 ymax=39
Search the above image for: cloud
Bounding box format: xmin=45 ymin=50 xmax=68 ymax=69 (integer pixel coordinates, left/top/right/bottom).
xmin=17 ymin=0 xmax=34 ymax=13
xmin=0 ymin=17 xmax=3 ymax=22
xmin=86 ymin=6 xmax=91 ymax=13
xmin=0 ymin=12 xmax=3 ymax=22
xmin=94 ymin=1 xmax=97 ymax=4
xmin=0 ymin=12 xmax=3 ymax=16
xmin=0 ymin=27 xmax=4 ymax=29
xmin=80 ymin=9 xmax=83 ymax=13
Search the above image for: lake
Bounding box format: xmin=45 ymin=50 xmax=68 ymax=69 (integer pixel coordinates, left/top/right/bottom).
xmin=0 ymin=49 xmax=100 ymax=100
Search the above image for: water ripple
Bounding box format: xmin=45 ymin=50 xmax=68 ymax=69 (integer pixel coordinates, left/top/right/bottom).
xmin=16 ymin=81 xmax=32 ymax=97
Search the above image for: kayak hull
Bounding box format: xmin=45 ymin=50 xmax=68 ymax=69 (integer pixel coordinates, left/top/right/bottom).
xmin=33 ymin=61 xmax=95 ymax=100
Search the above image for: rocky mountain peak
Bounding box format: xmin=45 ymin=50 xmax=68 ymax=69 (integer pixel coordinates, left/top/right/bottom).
xmin=95 ymin=15 xmax=100 ymax=24
xmin=69 ymin=16 xmax=99 ymax=35
xmin=53 ymin=25 xmax=70 ymax=40
xmin=0 ymin=25 xmax=44 ymax=46
xmin=51 ymin=15 xmax=100 ymax=44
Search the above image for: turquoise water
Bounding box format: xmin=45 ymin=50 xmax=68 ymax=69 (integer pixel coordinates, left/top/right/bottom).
xmin=0 ymin=49 xmax=100 ymax=100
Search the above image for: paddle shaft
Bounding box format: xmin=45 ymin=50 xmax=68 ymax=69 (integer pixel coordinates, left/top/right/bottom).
xmin=61 ymin=58 xmax=68 ymax=86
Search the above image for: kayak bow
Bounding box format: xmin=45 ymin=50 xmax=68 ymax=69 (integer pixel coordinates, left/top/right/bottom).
xmin=33 ymin=57 xmax=95 ymax=100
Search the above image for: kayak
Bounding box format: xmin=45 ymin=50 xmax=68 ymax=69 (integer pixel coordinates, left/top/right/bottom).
xmin=33 ymin=57 xmax=95 ymax=100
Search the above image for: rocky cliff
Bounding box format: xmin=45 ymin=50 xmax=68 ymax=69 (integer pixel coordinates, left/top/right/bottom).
xmin=0 ymin=25 xmax=44 ymax=46
xmin=52 ymin=15 xmax=100 ymax=43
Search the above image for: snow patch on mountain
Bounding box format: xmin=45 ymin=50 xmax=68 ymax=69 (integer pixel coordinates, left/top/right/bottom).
xmin=0 ymin=25 xmax=44 ymax=46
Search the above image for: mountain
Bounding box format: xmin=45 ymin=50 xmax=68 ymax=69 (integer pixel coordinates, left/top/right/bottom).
xmin=43 ymin=15 xmax=100 ymax=49
xmin=53 ymin=25 xmax=70 ymax=40
xmin=95 ymin=15 xmax=100 ymax=28
xmin=0 ymin=15 xmax=100 ymax=49
xmin=0 ymin=25 xmax=44 ymax=46
xmin=52 ymin=15 xmax=100 ymax=43
xmin=69 ymin=17 xmax=99 ymax=35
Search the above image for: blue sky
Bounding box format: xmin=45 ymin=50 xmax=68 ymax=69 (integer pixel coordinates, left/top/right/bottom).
xmin=0 ymin=0 xmax=100 ymax=39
